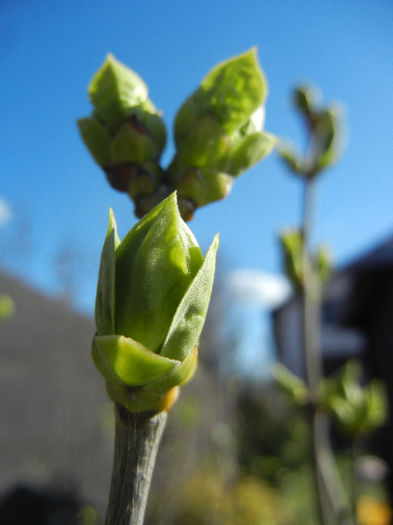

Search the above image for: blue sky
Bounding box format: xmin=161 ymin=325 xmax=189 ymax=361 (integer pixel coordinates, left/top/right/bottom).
xmin=1 ymin=0 xmax=392 ymax=325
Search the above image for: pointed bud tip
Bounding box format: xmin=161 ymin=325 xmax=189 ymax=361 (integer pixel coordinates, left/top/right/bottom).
xmin=107 ymin=207 xmax=118 ymax=236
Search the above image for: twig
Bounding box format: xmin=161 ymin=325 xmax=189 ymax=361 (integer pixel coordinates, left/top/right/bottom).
xmin=104 ymin=404 xmax=168 ymax=525
xmin=301 ymin=177 xmax=330 ymax=525
xmin=301 ymin=177 xmax=352 ymax=525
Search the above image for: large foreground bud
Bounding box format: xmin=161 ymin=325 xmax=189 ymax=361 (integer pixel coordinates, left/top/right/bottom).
xmin=92 ymin=192 xmax=218 ymax=413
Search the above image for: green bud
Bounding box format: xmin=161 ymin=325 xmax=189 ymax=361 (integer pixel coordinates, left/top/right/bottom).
xmin=314 ymin=245 xmax=332 ymax=284
xmin=177 ymin=115 xmax=230 ymax=170
xmin=170 ymin=49 xmax=275 ymax=210
xmin=175 ymin=48 xmax=267 ymax=145
xmin=228 ymin=131 xmax=277 ymax=176
xmin=201 ymin=47 xmax=267 ymax=135
xmin=322 ymin=361 xmax=387 ymax=436
xmin=127 ymin=162 xmax=162 ymax=200
xmin=88 ymin=54 xmax=149 ymax=134
xmin=77 ymin=118 xmax=112 ymax=166
xmin=286 ymin=85 xmax=343 ymax=178
xmin=136 ymin=109 xmax=167 ymax=153
xmin=176 ymin=168 xmax=234 ymax=208
xmin=279 ymin=229 xmax=304 ymax=291
xmin=293 ymin=85 xmax=318 ymax=121
xmin=313 ymin=107 xmax=340 ymax=172
xmin=78 ymin=54 xmax=167 ymax=198
xmin=111 ymin=119 xmax=158 ymax=164
xmin=93 ymin=192 xmax=219 ymax=412
xmin=277 ymin=143 xmax=303 ymax=176
xmin=274 ymin=363 xmax=308 ymax=406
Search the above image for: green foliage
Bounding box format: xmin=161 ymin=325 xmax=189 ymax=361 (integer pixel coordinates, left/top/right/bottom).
xmin=172 ymin=468 xmax=280 ymax=525
xmin=79 ymin=50 xmax=275 ymax=220
xmin=279 ymin=229 xmax=332 ymax=292
xmin=278 ymin=84 xmax=342 ymax=179
xmin=322 ymin=361 xmax=387 ymax=437
xmin=77 ymin=505 xmax=99 ymax=525
xmin=0 ymin=294 xmax=15 ymax=321
xmin=236 ymin=385 xmax=310 ymax=483
xmin=279 ymin=229 xmax=305 ymax=292
xmin=273 ymin=363 xmax=308 ymax=406
xmin=92 ymin=192 xmax=218 ymax=412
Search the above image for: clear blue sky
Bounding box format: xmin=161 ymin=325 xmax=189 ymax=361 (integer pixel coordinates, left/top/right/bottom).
xmin=1 ymin=0 xmax=392 ymax=316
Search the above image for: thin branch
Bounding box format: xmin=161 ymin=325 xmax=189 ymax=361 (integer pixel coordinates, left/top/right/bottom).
xmin=104 ymin=405 xmax=168 ymax=525
xmin=301 ymin=177 xmax=352 ymax=525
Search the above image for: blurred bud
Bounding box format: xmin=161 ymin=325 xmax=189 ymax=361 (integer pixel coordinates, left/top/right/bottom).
xmin=177 ymin=115 xmax=230 ymax=170
xmin=279 ymin=84 xmax=343 ymax=179
xmin=279 ymin=229 xmax=304 ymax=292
xmin=274 ymin=363 xmax=309 ymax=406
xmin=127 ymin=162 xmax=162 ymax=201
xmin=313 ymin=107 xmax=341 ymax=172
xmin=314 ymin=245 xmax=332 ymax=284
xmin=78 ymin=54 xmax=167 ymax=199
xmin=277 ymin=143 xmax=303 ymax=175
xmin=176 ymin=168 xmax=234 ymax=217
xmin=228 ymin=130 xmax=276 ymax=176
xmin=92 ymin=192 xmax=218 ymax=412
xmin=279 ymin=230 xmax=332 ymax=293
xmin=322 ymin=361 xmax=387 ymax=437
xmin=169 ymin=48 xmax=276 ymax=211
xmin=293 ymin=85 xmax=318 ymax=122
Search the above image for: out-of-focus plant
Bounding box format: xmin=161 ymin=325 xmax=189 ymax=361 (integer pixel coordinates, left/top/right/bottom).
xmin=276 ymin=84 xmax=388 ymax=525
xmin=322 ymin=361 xmax=387 ymax=517
xmin=278 ymin=85 xmax=341 ymax=178
xmin=171 ymin=467 xmax=280 ymax=525
xmin=279 ymin=229 xmax=331 ymax=295
xmin=323 ymin=361 xmax=386 ymax=439
xmin=79 ymin=49 xmax=276 ymax=220
xmin=0 ymin=294 xmax=14 ymax=321
xmin=276 ymin=84 xmax=349 ymax=525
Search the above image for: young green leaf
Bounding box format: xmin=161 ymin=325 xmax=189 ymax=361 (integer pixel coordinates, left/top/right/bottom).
xmin=160 ymin=234 xmax=219 ymax=361
xmin=92 ymin=334 xmax=180 ymax=387
xmin=95 ymin=209 xmax=120 ymax=335
xmin=229 ymin=132 xmax=277 ymax=176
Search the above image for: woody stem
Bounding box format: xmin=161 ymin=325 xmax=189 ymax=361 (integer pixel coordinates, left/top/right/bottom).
xmin=104 ymin=405 xmax=167 ymax=525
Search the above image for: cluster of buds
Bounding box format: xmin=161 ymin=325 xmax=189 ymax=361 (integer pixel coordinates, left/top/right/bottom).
xmin=168 ymin=48 xmax=276 ymax=219
xmin=78 ymin=49 xmax=276 ymax=221
xmin=78 ymin=54 xmax=167 ymax=216
xmin=92 ymin=193 xmax=218 ymax=413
